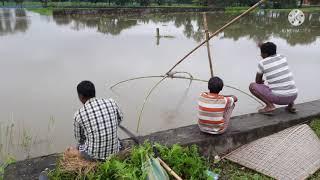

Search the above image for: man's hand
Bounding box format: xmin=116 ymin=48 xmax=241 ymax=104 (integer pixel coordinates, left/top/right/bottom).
xmin=231 ymin=95 xmax=238 ymax=102
xmin=224 ymin=95 xmax=238 ymax=102
xmin=255 ymin=73 xmax=264 ymax=84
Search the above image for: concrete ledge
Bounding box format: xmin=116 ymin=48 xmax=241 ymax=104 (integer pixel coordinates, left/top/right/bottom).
xmin=5 ymin=100 xmax=320 ymax=180
xmin=139 ymin=100 xmax=320 ymax=156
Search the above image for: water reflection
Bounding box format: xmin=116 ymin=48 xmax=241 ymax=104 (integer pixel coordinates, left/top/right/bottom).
xmin=52 ymin=11 xmax=320 ymax=45
xmin=216 ymin=11 xmax=320 ymax=46
xmin=0 ymin=8 xmax=29 ymax=36
xmin=53 ymin=15 xmax=138 ymax=35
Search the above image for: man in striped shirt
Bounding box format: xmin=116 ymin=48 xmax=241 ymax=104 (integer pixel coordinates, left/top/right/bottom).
xmin=198 ymin=77 xmax=238 ymax=134
xmin=249 ymin=42 xmax=298 ymax=114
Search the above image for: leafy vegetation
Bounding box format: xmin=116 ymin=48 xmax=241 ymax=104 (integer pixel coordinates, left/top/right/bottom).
xmin=214 ymin=160 xmax=272 ymax=180
xmin=49 ymin=142 xmax=211 ymax=180
xmin=28 ymin=8 xmax=53 ymax=15
xmin=156 ymin=144 xmax=208 ymax=179
xmin=310 ymin=118 xmax=320 ymax=137
xmin=0 ymin=156 xmax=15 ymax=180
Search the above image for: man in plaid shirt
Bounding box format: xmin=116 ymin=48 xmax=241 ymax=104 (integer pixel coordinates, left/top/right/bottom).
xmin=69 ymin=80 xmax=123 ymax=161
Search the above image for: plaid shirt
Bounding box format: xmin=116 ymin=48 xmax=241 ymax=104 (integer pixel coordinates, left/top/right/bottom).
xmin=73 ymin=98 xmax=123 ymax=160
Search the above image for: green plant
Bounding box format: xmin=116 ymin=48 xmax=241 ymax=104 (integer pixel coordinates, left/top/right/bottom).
xmin=0 ymin=156 xmax=15 ymax=180
xmin=49 ymin=142 xmax=211 ymax=179
xmin=155 ymin=144 xmax=209 ymax=179
xmin=310 ymin=119 xmax=320 ymax=137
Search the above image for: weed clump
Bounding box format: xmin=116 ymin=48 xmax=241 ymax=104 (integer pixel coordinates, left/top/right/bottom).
xmin=49 ymin=142 xmax=211 ymax=180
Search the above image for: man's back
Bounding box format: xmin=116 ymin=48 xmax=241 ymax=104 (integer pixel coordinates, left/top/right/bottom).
xmin=74 ymin=98 xmax=123 ymax=160
xmin=198 ymin=92 xmax=235 ymax=134
xmin=258 ymin=54 xmax=298 ymax=96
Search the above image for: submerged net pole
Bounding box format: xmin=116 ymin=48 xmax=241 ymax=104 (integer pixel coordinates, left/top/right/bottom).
xmin=166 ymin=0 xmax=266 ymax=74
xmin=203 ymin=12 xmax=214 ymax=78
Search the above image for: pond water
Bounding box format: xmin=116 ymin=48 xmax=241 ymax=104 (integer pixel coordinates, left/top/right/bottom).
xmin=0 ymin=8 xmax=319 ymax=161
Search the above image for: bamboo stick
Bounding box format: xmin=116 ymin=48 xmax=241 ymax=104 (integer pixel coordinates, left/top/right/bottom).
xmin=157 ymin=157 xmax=183 ymax=180
xmin=166 ymin=0 xmax=266 ymax=74
xmin=203 ymin=12 xmax=214 ymax=78
xmin=136 ymin=76 xmax=168 ymax=132
xmin=136 ymin=72 xmax=194 ymax=132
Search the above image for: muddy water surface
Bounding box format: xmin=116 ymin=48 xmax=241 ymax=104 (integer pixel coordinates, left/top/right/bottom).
xmin=0 ymin=8 xmax=319 ymax=160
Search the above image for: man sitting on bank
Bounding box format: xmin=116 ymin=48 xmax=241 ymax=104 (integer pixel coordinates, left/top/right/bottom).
xmin=249 ymin=42 xmax=298 ymax=114
xmin=198 ymin=77 xmax=238 ymax=134
xmin=67 ymin=80 xmax=123 ymax=161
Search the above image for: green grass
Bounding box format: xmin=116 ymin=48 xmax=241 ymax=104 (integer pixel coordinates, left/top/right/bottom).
xmin=27 ymin=8 xmax=53 ymax=15
xmin=216 ymin=160 xmax=272 ymax=180
xmin=0 ymin=156 xmax=15 ymax=180
xmin=310 ymin=118 xmax=320 ymax=137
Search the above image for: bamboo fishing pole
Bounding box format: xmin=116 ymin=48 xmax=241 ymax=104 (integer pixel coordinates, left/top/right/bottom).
xmin=166 ymin=0 xmax=267 ymax=75
xmin=203 ymin=12 xmax=214 ymax=78
xmin=157 ymin=157 xmax=183 ymax=180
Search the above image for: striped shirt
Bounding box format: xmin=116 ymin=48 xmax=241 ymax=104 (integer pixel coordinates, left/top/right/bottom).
xmin=257 ymin=54 xmax=298 ymax=96
xmin=198 ymin=92 xmax=234 ymax=134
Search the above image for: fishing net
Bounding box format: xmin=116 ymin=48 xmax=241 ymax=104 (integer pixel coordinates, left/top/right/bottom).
xmin=226 ymin=124 xmax=320 ymax=180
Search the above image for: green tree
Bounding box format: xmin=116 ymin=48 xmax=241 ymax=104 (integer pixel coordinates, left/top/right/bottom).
xmin=115 ymin=0 xmax=127 ymax=5
xmin=14 ymin=0 xmax=24 ymax=7
xmin=139 ymin=0 xmax=150 ymax=6
xmin=272 ymin=0 xmax=297 ymax=8
xmin=156 ymin=0 xmax=165 ymax=5
xmin=40 ymin=0 xmax=48 ymax=7
xmin=192 ymin=0 xmax=207 ymax=5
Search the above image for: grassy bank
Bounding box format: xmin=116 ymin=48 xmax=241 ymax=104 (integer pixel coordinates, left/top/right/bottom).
xmin=0 ymin=157 xmax=15 ymax=180
xmin=47 ymin=118 xmax=320 ymax=180
xmin=27 ymin=8 xmax=53 ymax=15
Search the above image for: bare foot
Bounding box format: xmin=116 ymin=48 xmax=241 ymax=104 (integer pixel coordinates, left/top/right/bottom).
xmin=258 ymin=106 xmax=276 ymax=115
xmin=285 ymin=105 xmax=297 ymax=113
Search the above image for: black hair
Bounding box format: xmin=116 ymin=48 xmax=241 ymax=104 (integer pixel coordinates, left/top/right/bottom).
xmin=77 ymin=80 xmax=95 ymax=98
xmin=260 ymin=42 xmax=277 ymax=57
xmin=208 ymin=76 xmax=224 ymax=94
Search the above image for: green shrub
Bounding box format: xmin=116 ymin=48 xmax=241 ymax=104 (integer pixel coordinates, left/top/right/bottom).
xmin=49 ymin=142 xmax=210 ymax=180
